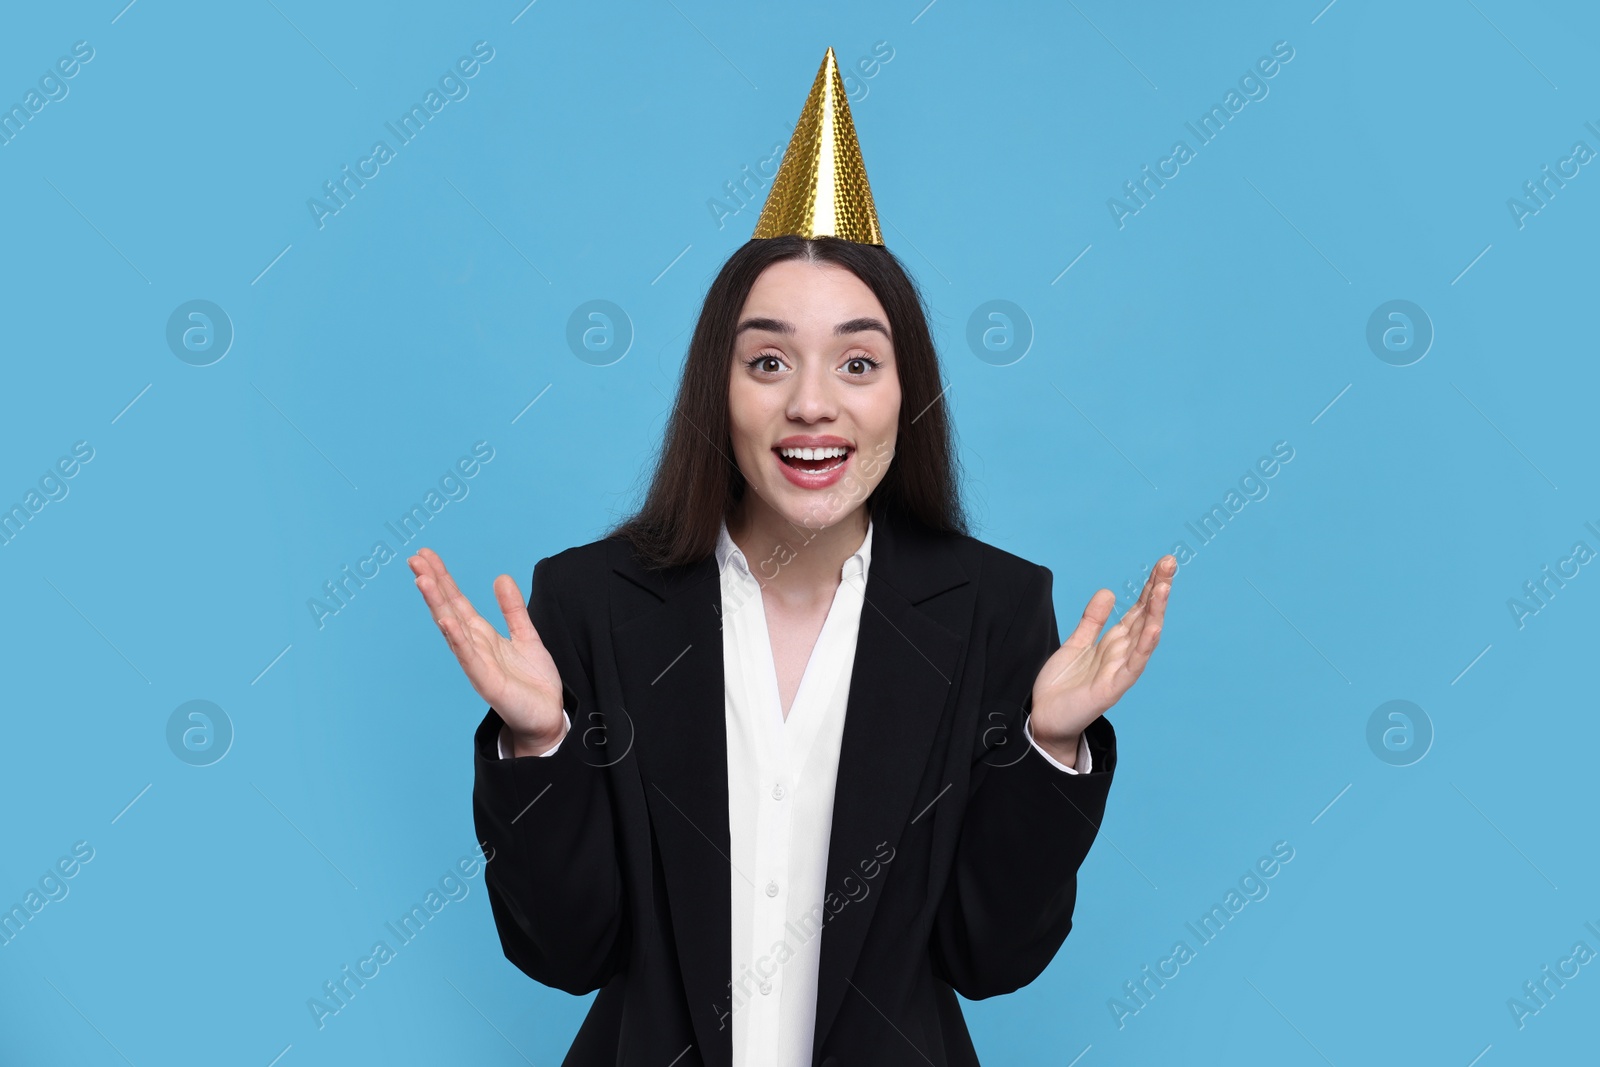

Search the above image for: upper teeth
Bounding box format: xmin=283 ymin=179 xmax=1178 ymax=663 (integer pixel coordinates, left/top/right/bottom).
xmin=779 ymin=446 xmax=849 ymax=460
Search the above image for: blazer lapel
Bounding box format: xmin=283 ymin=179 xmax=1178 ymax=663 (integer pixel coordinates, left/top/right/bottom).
xmin=605 ymin=505 xmax=971 ymax=1067
xmin=810 ymin=505 xmax=970 ymax=1052
xmin=608 ymin=544 xmax=733 ymax=1065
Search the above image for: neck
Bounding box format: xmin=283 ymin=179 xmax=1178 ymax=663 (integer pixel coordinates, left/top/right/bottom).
xmin=727 ymin=496 xmax=870 ymax=602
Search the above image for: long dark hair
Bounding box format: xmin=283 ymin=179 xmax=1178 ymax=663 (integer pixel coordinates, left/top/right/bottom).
xmin=606 ymin=235 xmax=967 ymax=569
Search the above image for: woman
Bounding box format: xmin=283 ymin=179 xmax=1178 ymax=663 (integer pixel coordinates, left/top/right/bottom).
xmin=409 ymin=49 xmax=1174 ymax=1067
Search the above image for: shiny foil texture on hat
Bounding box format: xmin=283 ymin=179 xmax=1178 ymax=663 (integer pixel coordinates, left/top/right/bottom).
xmin=752 ymin=47 xmax=885 ymax=246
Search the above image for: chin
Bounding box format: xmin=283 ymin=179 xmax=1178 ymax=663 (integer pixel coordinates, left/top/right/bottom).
xmin=780 ymin=494 xmax=867 ymax=531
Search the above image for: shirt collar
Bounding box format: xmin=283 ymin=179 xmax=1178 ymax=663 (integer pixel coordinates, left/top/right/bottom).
xmin=716 ymin=514 xmax=874 ymax=583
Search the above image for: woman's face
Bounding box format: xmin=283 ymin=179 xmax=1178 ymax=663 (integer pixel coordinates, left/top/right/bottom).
xmin=728 ymin=258 xmax=901 ymax=533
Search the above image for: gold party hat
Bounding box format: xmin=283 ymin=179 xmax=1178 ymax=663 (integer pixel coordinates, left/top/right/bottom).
xmin=751 ymin=47 xmax=884 ymax=246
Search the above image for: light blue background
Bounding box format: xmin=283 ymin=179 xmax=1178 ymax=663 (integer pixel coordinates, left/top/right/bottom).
xmin=2 ymin=0 xmax=1595 ymax=1063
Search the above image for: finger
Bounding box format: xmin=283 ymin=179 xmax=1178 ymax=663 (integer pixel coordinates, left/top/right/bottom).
xmin=1130 ymin=555 xmax=1176 ymax=611
xmin=415 ymin=571 xmax=476 ymax=661
xmin=408 ymin=545 xmax=447 ymax=582
xmin=1105 ymin=582 xmax=1154 ymax=642
xmin=1120 ymin=555 xmax=1176 ymax=630
xmin=410 ymin=555 xmax=470 ymax=635
xmin=411 ymin=558 xmax=496 ymax=675
xmin=432 ymin=600 xmax=469 ymax=660
xmin=417 ymin=547 xmax=474 ymax=618
xmin=1081 ymin=624 xmax=1139 ymax=698
xmin=409 ymin=549 xmax=457 ymax=616
xmin=407 ymin=548 xmax=442 ymax=603
xmin=1113 ymin=582 xmax=1169 ymax=686
xmin=1112 ymin=629 xmax=1157 ymax=691
xmin=1121 ymin=571 xmax=1170 ymax=658
xmin=409 ymin=558 xmax=451 ymax=621
xmin=1140 ymin=560 xmax=1175 ymax=633
xmin=430 ymin=583 xmax=516 ymax=697
xmin=419 ymin=549 xmax=495 ymax=641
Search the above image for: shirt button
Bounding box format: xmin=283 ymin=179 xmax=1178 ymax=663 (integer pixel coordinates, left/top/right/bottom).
xmin=772 ymin=783 xmax=785 ymax=800
xmin=766 ymin=880 xmax=779 ymax=897
xmin=759 ymin=980 xmax=773 ymax=995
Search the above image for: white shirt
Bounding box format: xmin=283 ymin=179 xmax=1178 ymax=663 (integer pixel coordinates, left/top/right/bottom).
xmin=497 ymin=519 xmax=1090 ymax=1066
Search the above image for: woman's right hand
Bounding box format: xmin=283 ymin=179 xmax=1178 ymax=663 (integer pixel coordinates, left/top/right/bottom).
xmin=408 ymin=547 xmax=568 ymax=755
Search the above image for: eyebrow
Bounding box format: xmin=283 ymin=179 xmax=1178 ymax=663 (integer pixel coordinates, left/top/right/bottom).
xmin=736 ymin=316 xmax=890 ymax=339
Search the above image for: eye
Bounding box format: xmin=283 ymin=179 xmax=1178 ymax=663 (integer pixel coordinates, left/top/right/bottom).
xmin=843 ymin=353 xmax=883 ymax=375
xmin=743 ymin=350 xmax=787 ymax=373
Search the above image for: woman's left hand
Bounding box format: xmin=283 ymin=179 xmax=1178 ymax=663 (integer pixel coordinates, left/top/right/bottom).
xmin=1027 ymin=555 xmax=1177 ymax=765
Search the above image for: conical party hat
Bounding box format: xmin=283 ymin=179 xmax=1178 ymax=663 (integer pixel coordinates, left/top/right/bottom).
xmin=751 ymin=47 xmax=884 ymax=246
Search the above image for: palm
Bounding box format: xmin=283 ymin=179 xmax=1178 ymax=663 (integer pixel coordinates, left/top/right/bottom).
xmin=1030 ymin=555 xmax=1176 ymax=748
xmin=407 ymin=547 xmax=565 ymax=742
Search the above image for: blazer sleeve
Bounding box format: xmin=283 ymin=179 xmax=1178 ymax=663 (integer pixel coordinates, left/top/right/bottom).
xmin=929 ymin=562 xmax=1117 ymax=1000
xmin=471 ymin=554 xmax=628 ymax=995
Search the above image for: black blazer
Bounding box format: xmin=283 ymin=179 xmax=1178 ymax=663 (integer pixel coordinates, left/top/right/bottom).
xmin=471 ymin=503 xmax=1117 ymax=1066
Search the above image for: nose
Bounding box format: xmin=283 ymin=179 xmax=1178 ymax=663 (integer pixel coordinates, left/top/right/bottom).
xmin=785 ymin=358 xmax=838 ymax=423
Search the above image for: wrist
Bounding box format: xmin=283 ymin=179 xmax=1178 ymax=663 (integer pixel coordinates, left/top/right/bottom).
xmin=1025 ymin=711 xmax=1082 ymax=769
xmin=508 ymin=721 xmax=567 ymax=758
xmin=1036 ymin=733 xmax=1081 ymax=769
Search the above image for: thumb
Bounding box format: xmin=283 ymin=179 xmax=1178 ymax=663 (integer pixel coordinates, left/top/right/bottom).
xmin=493 ymin=574 xmax=536 ymax=643
xmin=1063 ymin=588 xmax=1115 ymax=649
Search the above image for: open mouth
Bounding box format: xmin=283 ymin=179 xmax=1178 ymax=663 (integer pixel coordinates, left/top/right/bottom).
xmin=774 ymin=445 xmax=852 ymax=473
